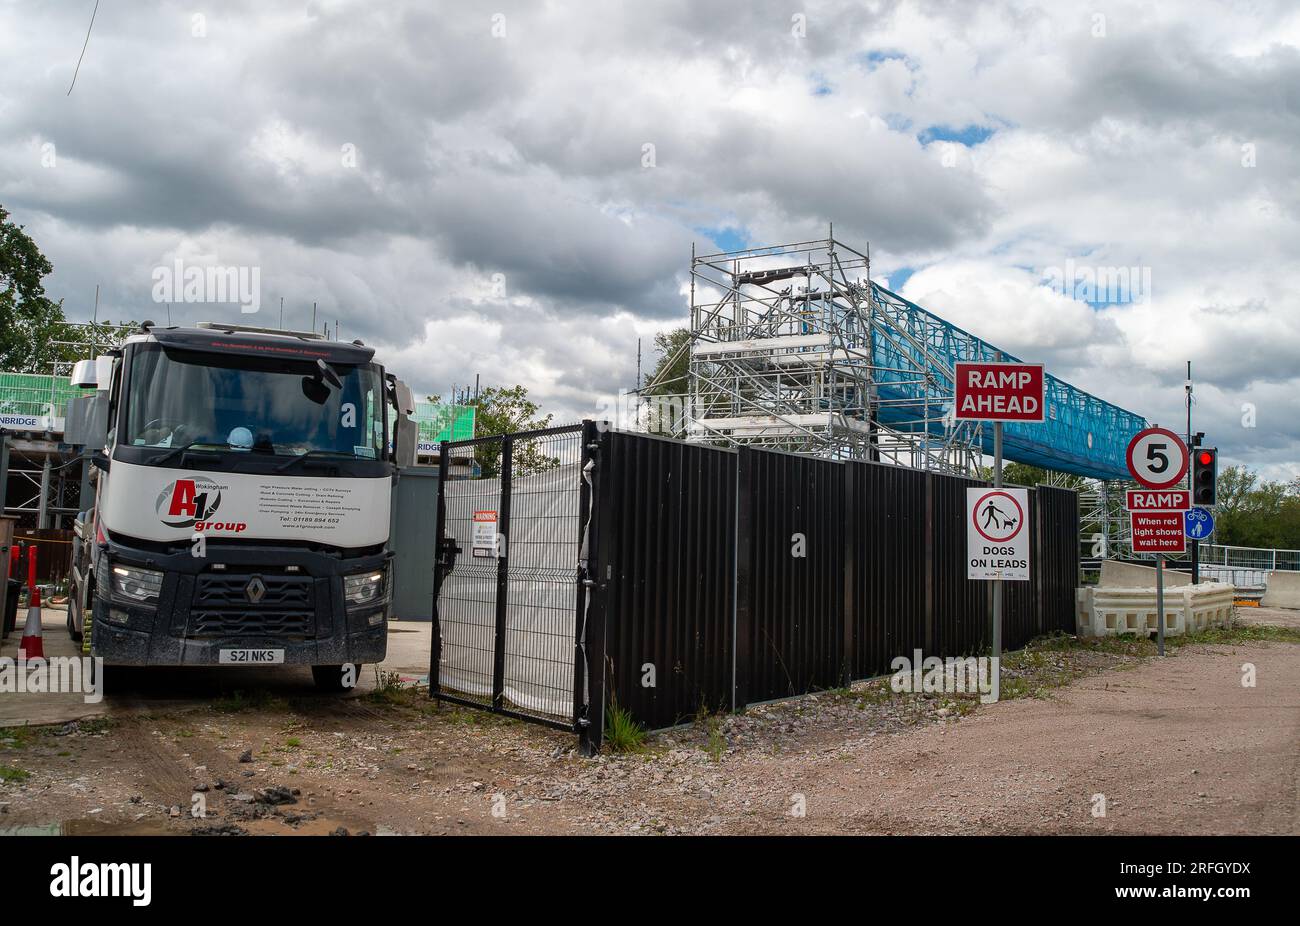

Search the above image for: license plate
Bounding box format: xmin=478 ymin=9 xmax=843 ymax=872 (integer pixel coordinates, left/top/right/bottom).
xmin=219 ymin=649 xmax=285 ymax=665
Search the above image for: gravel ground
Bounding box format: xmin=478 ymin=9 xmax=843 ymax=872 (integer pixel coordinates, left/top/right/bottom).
xmin=2 ymin=628 xmax=1297 ymax=836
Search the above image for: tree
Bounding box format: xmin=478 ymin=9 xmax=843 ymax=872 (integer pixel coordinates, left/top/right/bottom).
xmin=644 ymin=327 xmax=691 ymax=396
xmin=977 ymin=461 xmax=1087 ymax=490
xmin=0 ymin=204 xmax=71 ymax=372
xmin=641 ymin=327 xmax=691 ymax=435
xmin=427 ymin=384 xmax=557 ymax=479
xmin=1214 ymin=464 xmax=1298 ymax=548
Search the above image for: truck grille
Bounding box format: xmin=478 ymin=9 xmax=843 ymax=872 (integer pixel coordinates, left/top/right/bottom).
xmin=190 ymin=572 xmax=316 ymax=638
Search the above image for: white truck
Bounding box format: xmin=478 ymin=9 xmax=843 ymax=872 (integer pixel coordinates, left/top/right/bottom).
xmin=66 ymin=321 xmax=418 ymax=690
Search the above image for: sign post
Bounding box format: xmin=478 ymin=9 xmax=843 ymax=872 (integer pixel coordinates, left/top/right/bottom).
xmin=992 ymin=421 xmax=1002 ymax=700
xmin=1125 ymin=427 xmax=1190 ymax=657
xmin=956 ymin=360 xmax=1044 ymax=702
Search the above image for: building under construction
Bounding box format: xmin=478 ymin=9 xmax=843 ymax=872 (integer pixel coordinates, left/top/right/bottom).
xmin=639 ymin=234 xmax=1150 ymax=557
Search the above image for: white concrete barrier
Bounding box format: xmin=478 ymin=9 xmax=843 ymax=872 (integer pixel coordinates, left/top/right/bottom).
xmin=1098 ymin=560 xmax=1193 ymax=588
xmin=1076 ymin=582 xmax=1234 ymax=638
xmin=1260 ymin=570 xmax=1300 ymax=610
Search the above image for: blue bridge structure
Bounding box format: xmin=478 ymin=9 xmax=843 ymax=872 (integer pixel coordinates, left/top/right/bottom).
xmin=683 ymin=236 xmax=1148 ymax=482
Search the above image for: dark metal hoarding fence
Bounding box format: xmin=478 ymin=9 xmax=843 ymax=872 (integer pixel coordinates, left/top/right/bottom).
xmin=736 ymin=448 xmax=846 ymax=706
xmin=588 ymin=430 xmax=737 ymax=738
xmin=432 ymin=423 xmax=1080 ymax=750
xmin=848 ymin=462 xmax=928 ymax=681
xmin=1034 ymin=486 xmax=1081 ymax=637
xmin=586 ymin=429 xmax=1080 ymax=741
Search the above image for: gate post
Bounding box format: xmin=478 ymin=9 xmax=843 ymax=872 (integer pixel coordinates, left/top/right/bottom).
xmin=1033 ymin=488 xmax=1045 ymax=636
xmin=492 ymin=436 xmax=513 ymax=712
xmin=841 ymin=462 xmax=855 ymax=688
xmin=924 ymin=472 xmax=936 ymax=655
xmin=575 ymin=420 xmax=598 ymax=754
xmin=581 ymin=424 xmax=610 ymax=754
xmin=429 ymin=439 xmax=451 ymax=699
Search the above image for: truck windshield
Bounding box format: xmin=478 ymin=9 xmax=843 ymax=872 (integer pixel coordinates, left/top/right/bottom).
xmin=123 ymin=344 xmax=386 ymax=460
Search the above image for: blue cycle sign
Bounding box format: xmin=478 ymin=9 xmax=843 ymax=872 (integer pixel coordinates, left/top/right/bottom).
xmin=1184 ymin=506 xmax=1215 ymax=540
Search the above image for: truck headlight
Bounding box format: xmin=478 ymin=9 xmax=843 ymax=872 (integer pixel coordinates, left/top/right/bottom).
xmin=343 ymin=569 xmax=388 ymax=609
xmin=111 ymin=564 xmax=163 ymax=603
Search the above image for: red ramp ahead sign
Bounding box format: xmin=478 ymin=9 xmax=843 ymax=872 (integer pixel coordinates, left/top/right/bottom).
xmin=954 ymin=361 xmax=1045 ymax=422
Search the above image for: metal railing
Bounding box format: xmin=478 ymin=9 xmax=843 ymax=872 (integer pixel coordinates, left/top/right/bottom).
xmin=1199 ymin=543 xmax=1300 ymax=573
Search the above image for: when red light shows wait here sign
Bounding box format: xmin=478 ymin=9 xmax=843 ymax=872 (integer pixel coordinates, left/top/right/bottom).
xmin=1130 ymin=511 xmax=1186 ymax=554
xmin=954 ymin=361 xmax=1045 ymax=422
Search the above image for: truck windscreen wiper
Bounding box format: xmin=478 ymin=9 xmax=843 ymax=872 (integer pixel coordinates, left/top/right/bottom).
xmin=149 ymin=441 xmax=224 ymax=467
xmin=274 ymin=449 xmax=356 ymax=472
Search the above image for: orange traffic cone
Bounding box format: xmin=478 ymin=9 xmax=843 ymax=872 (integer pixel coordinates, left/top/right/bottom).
xmin=18 ymin=586 xmax=45 ymax=661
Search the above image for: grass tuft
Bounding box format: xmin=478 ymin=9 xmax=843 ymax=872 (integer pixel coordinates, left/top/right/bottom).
xmin=604 ymin=697 xmax=646 ymax=754
xmin=0 ymin=764 xmax=31 ymax=784
xmin=362 ymin=668 xmax=406 ymax=705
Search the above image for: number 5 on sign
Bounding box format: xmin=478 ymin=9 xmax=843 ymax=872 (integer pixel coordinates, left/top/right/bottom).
xmin=1125 ymin=427 xmax=1189 ymax=490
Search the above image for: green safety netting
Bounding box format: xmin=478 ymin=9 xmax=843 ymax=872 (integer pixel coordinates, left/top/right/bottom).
xmin=0 ymin=372 xmax=82 ymax=420
xmin=1 ymin=372 xmax=475 ymax=441
xmin=413 ymin=402 xmax=475 ymax=444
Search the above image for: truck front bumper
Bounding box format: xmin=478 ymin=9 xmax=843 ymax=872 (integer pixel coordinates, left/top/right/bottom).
xmin=92 ymin=616 xmax=388 ymax=667
xmin=91 ymin=541 xmax=391 ymax=667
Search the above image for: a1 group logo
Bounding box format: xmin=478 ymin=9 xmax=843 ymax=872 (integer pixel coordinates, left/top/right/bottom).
xmin=156 ymin=477 xmax=224 ymax=528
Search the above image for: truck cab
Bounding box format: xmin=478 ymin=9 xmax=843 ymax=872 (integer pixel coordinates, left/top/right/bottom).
xmin=67 ymin=321 xmax=417 ymax=691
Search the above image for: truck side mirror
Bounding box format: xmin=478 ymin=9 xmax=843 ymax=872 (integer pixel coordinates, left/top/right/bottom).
xmin=70 ymin=359 xmax=98 ymax=388
xmin=64 ymin=394 xmax=110 ymax=450
xmin=394 ymin=416 xmax=418 ymax=469
xmin=91 ymin=450 xmax=111 ymax=472
xmin=391 ymin=379 xmax=418 ymax=469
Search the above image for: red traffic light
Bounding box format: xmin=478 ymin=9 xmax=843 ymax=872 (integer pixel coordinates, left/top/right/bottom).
xmin=1198 ymin=450 xmax=1214 ymax=466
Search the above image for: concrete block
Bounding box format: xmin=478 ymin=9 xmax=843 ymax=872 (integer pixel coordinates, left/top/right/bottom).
xmin=1075 ymin=582 xmax=1234 ymax=638
xmin=1098 ymin=560 xmax=1193 ymax=588
xmin=1260 ymin=570 xmax=1300 ymax=610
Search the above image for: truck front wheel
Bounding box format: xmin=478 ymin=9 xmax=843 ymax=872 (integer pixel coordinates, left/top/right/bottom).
xmin=312 ymin=664 xmax=362 ymax=693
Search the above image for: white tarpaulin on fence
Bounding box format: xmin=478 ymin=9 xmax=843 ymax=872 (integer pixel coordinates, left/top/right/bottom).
xmin=438 ymin=461 xmax=581 ymax=719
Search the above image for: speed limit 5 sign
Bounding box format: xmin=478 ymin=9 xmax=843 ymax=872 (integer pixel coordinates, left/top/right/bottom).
xmin=1126 ymin=427 xmax=1189 ymax=490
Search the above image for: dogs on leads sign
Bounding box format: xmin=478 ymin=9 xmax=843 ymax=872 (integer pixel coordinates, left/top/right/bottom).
xmin=967 ymin=487 xmax=1030 ymax=581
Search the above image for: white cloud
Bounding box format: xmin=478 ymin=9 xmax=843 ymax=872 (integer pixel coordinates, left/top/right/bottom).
xmin=1 ymin=0 xmax=1298 ymax=476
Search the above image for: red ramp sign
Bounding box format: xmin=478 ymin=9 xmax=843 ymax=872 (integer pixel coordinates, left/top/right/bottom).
xmin=955 ymin=361 xmax=1045 ymax=422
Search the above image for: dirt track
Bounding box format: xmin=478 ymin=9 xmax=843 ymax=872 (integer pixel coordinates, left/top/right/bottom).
xmin=2 ymin=635 xmax=1297 ymax=835
xmin=720 ymin=641 xmax=1300 ymax=835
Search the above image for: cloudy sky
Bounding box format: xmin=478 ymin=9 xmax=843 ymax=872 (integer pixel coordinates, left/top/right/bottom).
xmin=2 ymin=0 xmax=1297 ymax=477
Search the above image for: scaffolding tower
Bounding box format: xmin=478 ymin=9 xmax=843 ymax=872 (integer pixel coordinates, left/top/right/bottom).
xmin=636 ymin=234 xmax=1149 ymax=482
xmin=680 ymin=236 xmax=983 ymax=473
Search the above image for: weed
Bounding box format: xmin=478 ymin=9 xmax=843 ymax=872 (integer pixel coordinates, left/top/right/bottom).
xmin=362 ymin=668 xmax=407 ymax=705
xmin=0 ymin=765 xmax=31 ymax=784
xmin=604 ymin=697 xmax=646 ymax=754
xmin=0 ymin=726 xmax=39 ymax=750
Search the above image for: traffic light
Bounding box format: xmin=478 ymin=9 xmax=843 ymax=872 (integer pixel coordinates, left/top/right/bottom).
xmin=1193 ymin=447 xmax=1218 ymax=506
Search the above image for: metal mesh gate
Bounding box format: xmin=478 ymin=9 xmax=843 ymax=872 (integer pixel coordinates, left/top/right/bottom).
xmin=430 ymin=423 xmax=593 ymax=740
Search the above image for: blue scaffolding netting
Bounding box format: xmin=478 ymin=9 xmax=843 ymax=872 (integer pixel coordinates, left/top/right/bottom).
xmin=869 ymin=283 xmax=1147 ymax=481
